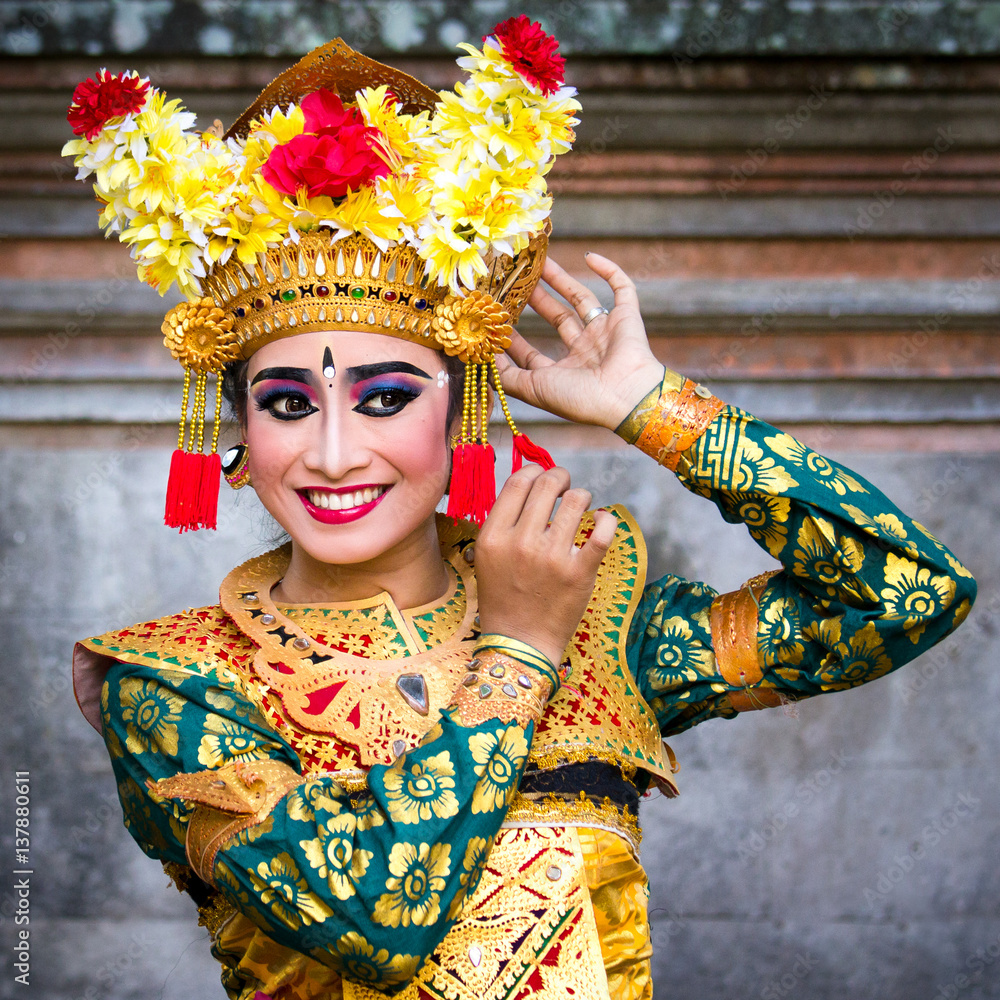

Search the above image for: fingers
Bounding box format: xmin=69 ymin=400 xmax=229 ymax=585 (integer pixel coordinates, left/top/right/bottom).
xmin=540 ymin=257 xmax=605 ymax=317
xmin=531 ymin=258 xmax=608 ymax=343
xmin=503 ymin=329 xmax=555 ymax=371
xmin=584 ymin=252 xmax=640 ymax=311
xmin=484 ymin=463 xmax=546 ymax=531
xmin=518 ymin=466 xmax=571 ymax=535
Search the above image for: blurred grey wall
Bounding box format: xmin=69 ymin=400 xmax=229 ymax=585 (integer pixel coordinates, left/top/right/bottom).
xmin=1 ymin=2 xmax=998 ymax=998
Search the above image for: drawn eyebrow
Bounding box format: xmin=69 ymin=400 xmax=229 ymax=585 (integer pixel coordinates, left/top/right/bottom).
xmin=249 ymin=367 xmax=314 ymax=387
xmin=345 ymin=362 xmax=432 ymax=383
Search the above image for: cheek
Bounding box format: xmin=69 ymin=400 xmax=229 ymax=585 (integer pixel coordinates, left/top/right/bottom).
xmin=245 ymin=412 xmax=301 ymax=485
xmin=394 ymin=392 xmax=452 ymax=486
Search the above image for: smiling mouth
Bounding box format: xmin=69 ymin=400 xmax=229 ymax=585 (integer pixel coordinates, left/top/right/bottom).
xmin=297 ymin=484 xmax=392 ymax=524
xmin=303 ymin=485 xmax=388 ymax=510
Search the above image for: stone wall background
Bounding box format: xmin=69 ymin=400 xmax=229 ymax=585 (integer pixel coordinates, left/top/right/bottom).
xmin=1 ymin=2 xmax=998 ymax=998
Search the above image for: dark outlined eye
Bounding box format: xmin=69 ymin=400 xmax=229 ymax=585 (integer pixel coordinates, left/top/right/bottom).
xmin=253 ymin=389 xmax=317 ymax=420
xmin=354 ymin=385 xmax=420 ymax=417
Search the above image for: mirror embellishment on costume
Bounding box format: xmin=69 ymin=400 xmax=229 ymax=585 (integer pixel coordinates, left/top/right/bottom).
xmin=62 ymin=17 xmax=581 ymax=530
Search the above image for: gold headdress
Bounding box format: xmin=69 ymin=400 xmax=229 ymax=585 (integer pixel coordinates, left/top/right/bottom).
xmin=63 ymin=19 xmax=581 ymax=530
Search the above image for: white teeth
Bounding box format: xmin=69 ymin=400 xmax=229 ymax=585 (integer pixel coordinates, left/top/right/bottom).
xmin=307 ymin=486 xmax=385 ymax=510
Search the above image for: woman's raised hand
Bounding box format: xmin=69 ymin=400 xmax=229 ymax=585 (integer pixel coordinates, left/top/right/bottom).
xmin=475 ymin=465 xmax=618 ymax=669
xmin=496 ymin=253 xmax=665 ymax=431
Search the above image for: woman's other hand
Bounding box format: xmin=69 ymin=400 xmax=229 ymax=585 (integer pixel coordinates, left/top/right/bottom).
xmin=496 ymin=253 xmax=665 ymax=431
xmin=475 ymin=464 xmax=618 ymax=667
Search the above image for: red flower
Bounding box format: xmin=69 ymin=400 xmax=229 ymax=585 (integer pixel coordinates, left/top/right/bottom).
xmin=488 ymin=16 xmax=565 ymax=97
xmin=67 ymin=70 xmax=149 ymax=140
xmin=300 ymin=89 xmax=363 ymax=136
xmin=262 ymin=129 xmax=389 ymax=200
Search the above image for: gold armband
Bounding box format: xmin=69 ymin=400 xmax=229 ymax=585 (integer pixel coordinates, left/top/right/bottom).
xmin=709 ymin=570 xmax=786 ymax=712
xmin=149 ymin=759 xmax=304 ymax=886
xmin=617 ymin=368 xmax=724 ymax=470
xmin=449 ymin=638 xmax=556 ymax=728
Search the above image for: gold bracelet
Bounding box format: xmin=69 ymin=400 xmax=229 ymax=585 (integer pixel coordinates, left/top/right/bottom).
xmin=474 ymin=633 xmax=560 ymax=691
xmin=449 ymin=648 xmax=552 ymax=728
xmin=631 ymin=372 xmax=725 ymax=471
xmin=614 ymin=367 xmax=684 ymax=444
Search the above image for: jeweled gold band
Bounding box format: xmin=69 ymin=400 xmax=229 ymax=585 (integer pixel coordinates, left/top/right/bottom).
xmin=474 ymin=634 xmax=560 ymax=691
xmin=628 ymin=371 xmax=725 ymax=470
xmin=450 ymin=649 xmax=551 ymax=728
xmin=710 ymin=570 xmax=782 ymax=710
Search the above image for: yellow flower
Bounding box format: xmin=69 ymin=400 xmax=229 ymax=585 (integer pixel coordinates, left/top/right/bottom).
xmin=759 ymin=596 xmax=805 ymax=666
xmin=356 ymin=86 xmax=432 ymax=159
xmin=375 ymin=171 xmax=432 ymax=238
xmin=252 ymin=853 xmax=334 ymax=928
xmin=249 ymin=103 xmax=306 ymax=145
xmin=119 ymin=677 xmax=185 ymax=756
xmin=384 ymin=751 xmax=459 ymax=824
xmin=373 ymin=841 xmax=451 ymax=928
xmin=469 ymin=98 xmax=549 ymax=168
xmin=645 ymin=616 xmax=716 ymax=690
xmin=212 ymin=204 xmax=285 ymax=266
xmin=300 ymin=814 xmax=372 ymax=899
xmin=469 ymin=727 xmax=528 ymax=813
xmin=323 ymin=184 xmax=403 ymax=249
xmin=880 ymin=552 xmax=956 ymax=643
xmin=417 ymin=223 xmax=489 ymax=292
xmin=331 ymin=931 xmax=418 ymax=987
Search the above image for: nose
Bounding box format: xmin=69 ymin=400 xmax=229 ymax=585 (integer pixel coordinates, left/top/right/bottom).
xmin=301 ymin=406 xmax=371 ymax=482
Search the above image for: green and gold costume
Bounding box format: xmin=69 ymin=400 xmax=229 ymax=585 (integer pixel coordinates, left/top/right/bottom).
xmin=74 ymin=375 xmax=975 ymax=1000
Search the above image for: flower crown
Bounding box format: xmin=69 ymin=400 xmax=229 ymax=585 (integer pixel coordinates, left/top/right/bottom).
xmin=63 ymin=17 xmax=580 ymax=532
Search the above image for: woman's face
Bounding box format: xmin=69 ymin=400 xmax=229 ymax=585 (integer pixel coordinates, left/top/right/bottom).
xmin=244 ymin=329 xmax=453 ymax=566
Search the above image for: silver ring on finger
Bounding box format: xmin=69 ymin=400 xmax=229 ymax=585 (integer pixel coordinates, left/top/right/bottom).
xmin=582 ymin=305 xmax=610 ymax=327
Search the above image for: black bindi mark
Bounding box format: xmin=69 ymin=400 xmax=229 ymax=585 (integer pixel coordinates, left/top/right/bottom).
xmin=322 ymin=346 xmax=335 ymax=381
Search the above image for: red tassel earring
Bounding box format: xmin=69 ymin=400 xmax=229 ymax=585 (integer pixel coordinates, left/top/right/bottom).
xmin=161 ymin=297 xmax=238 ymax=532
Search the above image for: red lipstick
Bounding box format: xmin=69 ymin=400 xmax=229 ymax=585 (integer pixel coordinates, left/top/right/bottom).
xmin=298 ymin=484 xmax=391 ymax=524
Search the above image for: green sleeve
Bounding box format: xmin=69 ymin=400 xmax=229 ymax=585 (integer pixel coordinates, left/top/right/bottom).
xmin=626 ymin=403 xmax=977 ymax=736
xmin=100 ymin=656 xmax=538 ymax=987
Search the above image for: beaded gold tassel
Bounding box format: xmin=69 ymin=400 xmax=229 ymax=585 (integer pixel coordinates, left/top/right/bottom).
xmin=161 ymin=297 xmax=237 ymax=532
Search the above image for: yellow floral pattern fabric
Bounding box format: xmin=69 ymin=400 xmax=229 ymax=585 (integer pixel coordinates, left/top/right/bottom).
xmin=99 ymin=648 xmax=543 ymax=991
xmin=628 ymin=403 xmax=976 ymax=735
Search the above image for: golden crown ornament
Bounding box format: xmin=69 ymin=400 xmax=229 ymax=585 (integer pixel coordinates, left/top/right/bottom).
xmin=63 ymin=18 xmax=581 ymax=530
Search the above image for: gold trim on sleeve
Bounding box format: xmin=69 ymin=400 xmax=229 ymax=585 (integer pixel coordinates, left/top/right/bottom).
xmin=633 ymin=374 xmax=725 ymax=471
xmin=710 ymin=570 xmax=781 ymax=706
